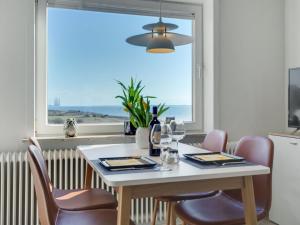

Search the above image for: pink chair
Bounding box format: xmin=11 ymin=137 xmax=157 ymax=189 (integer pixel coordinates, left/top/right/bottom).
xmin=175 ymin=136 xmax=274 ymax=225
xmin=151 ymin=130 xmax=228 ymax=225
xmin=29 ymin=137 xmax=117 ymax=211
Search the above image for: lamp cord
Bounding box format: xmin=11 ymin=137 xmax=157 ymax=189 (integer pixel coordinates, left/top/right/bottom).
xmin=159 ymin=0 xmax=162 ymax=22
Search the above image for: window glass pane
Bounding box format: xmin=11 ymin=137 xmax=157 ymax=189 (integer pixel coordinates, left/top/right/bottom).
xmin=47 ymin=8 xmax=193 ymax=124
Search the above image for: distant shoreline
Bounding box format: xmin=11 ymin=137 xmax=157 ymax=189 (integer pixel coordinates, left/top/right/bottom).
xmin=48 ymin=109 xmax=128 ymax=119
xmin=48 ymin=105 xmax=192 ymax=124
xmin=48 ymin=109 xmax=128 ymax=124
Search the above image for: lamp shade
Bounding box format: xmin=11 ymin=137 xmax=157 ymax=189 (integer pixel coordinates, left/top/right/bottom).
xmin=126 ymin=0 xmax=192 ymax=53
xmin=146 ymin=36 xmax=175 ymax=53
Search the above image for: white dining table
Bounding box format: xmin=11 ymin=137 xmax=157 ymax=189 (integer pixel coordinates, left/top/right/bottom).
xmin=77 ymin=143 xmax=270 ymax=225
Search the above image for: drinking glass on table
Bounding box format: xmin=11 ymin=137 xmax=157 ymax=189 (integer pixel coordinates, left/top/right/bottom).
xmin=150 ymin=123 xmax=173 ymax=170
xmin=170 ymin=121 xmax=186 ymax=150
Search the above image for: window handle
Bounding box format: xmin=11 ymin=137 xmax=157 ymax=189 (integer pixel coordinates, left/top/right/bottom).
xmin=290 ymin=142 xmax=298 ymax=146
xmin=196 ymin=65 xmax=202 ymax=80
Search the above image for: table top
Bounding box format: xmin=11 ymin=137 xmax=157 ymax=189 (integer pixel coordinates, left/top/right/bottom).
xmin=77 ymin=143 xmax=270 ymax=187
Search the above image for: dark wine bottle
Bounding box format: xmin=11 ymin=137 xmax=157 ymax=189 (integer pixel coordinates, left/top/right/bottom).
xmin=149 ymin=106 xmax=161 ymax=156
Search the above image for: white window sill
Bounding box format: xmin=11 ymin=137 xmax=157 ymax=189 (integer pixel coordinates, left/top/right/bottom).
xmin=24 ymin=130 xmax=204 ymax=141
xmin=36 ymin=133 xmax=132 ymax=140
xmin=23 ymin=132 xmax=205 ymax=150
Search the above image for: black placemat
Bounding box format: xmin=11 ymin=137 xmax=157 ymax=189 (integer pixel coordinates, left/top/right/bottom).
xmin=91 ymin=159 xmax=161 ymax=175
xmin=180 ymin=157 xmax=255 ymax=169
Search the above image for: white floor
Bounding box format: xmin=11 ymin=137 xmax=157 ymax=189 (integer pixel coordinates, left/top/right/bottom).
xmin=259 ymin=220 xmax=276 ymax=225
xmin=151 ymin=219 xmax=276 ymax=225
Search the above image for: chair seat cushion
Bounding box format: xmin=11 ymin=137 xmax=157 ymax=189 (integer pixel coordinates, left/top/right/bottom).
xmin=156 ymin=191 xmax=218 ymax=202
xmin=53 ymin=188 xmax=117 ymax=210
xmin=56 ymin=209 xmax=135 ymax=225
xmin=175 ymin=193 xmax=266 ymax=225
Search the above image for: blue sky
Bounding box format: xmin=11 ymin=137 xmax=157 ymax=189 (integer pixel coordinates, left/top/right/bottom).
xmin=47 ymin=7 xmax=192 ymax=106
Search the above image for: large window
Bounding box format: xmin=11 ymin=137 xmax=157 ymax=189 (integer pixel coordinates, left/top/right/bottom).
xmin=36 ymin=0 xmax=203 ymax=135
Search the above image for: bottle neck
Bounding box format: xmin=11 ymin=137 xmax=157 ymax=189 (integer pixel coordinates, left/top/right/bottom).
xmin=152 ymin=114 xmax=157 ymax=119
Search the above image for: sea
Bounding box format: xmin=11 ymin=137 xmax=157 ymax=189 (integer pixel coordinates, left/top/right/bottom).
xmin=48 ymin=105 xmax=192 ymax=122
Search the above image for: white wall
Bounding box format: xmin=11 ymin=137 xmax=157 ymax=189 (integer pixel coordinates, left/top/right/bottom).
xmin=0 ymin=0 xmax=35 ymax=151
xmin=285 ymin=0 xmax=300 ymax=68
xmin=218 ymin=0 xmax=285 ymax=140
xmin=285 ymin=0 xmax=300 ymax=130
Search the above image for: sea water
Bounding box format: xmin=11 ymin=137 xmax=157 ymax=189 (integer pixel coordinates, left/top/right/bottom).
xmin=48 ymin=105 xmax=192 ymax=122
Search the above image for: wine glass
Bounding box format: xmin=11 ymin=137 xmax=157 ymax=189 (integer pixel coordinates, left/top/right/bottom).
xmin=150 ymin=123 xmax=173 ymax=170
xmin=170 ymin=121 xmax=186 ymax=150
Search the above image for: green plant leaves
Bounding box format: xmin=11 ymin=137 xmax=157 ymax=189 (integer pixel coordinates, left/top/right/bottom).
xmin=158 ymin=103 xmax=170 ymax=117
xmin=115 ymin=77 xmax=169 ymax=128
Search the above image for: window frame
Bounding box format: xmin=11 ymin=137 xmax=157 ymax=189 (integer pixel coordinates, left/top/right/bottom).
xmin=35 ymin=0 xmax=203 ymax=136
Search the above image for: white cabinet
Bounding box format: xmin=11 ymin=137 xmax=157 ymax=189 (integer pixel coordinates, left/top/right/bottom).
xmin=269 ymin=134 xmax=300 ymax=225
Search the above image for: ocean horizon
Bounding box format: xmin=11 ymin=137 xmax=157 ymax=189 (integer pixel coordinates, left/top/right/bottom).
xmin=48 ymin=105 xmax=192 ymax=122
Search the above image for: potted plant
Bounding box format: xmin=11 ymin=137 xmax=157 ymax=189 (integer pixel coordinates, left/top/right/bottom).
xmin=115 ymin=77 xmax=145 ymax=135
xmin=116 ymin=78 xmax=168 ymax=148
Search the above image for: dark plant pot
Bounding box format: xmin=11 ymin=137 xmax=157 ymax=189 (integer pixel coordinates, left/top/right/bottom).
xmin=124 ymin=120 xmax=136 ymax=135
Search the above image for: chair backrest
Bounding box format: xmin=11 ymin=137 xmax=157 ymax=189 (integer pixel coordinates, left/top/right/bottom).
xmin=27 ymin=145 xmax=58 ymax=225
xmin=29 ymin=137 xmax=42 ymax=151
xmin=29 ymin=137 xmax=52 ymax=187
xmin=225 ymin=136 xmax=274 ymax=213
xmin=201 ymin=130 xmax=228 ymax=152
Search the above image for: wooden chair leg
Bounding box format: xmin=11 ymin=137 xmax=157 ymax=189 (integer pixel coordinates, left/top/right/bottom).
xmin=166 ymin=202 xmax=172 ymax=225
xmin=151 ymin=199 xmax=159 ymax=225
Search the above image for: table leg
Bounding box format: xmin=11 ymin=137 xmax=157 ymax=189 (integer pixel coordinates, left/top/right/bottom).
xmin=166 ymin=202 xmax=172 ymax=225
xmin=151 ymin=199 xmax=159 ymax=225
xmin=84 ymin=164 xmax=93 ymax=189
xmin=241 ymin=176 xmax=257 ymax=225
xmin=170 ymin=202 xmax=177 ymax=225
xmin=117 ymin=186 xmax=132 ymax=225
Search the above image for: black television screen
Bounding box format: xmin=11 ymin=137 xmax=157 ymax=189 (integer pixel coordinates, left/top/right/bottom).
xmin=288 ymin=68 xmax=300 ymax=128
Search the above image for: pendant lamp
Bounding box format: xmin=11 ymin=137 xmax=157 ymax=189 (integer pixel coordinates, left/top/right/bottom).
xmin=126 ymin=0 xmax=193 ymax=53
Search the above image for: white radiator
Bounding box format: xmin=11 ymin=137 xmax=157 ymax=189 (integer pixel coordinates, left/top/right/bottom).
xmin=226 ymin=141 xmax=237 ymax=155
xmin=0 ymin=149 xmax=166 ymax=225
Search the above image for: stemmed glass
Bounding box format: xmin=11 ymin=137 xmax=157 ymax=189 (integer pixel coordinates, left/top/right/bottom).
xmin=170 ymin=121 xmax=186 ymax=150
xmin=150 ymin=123 xmax=173 ymax=170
